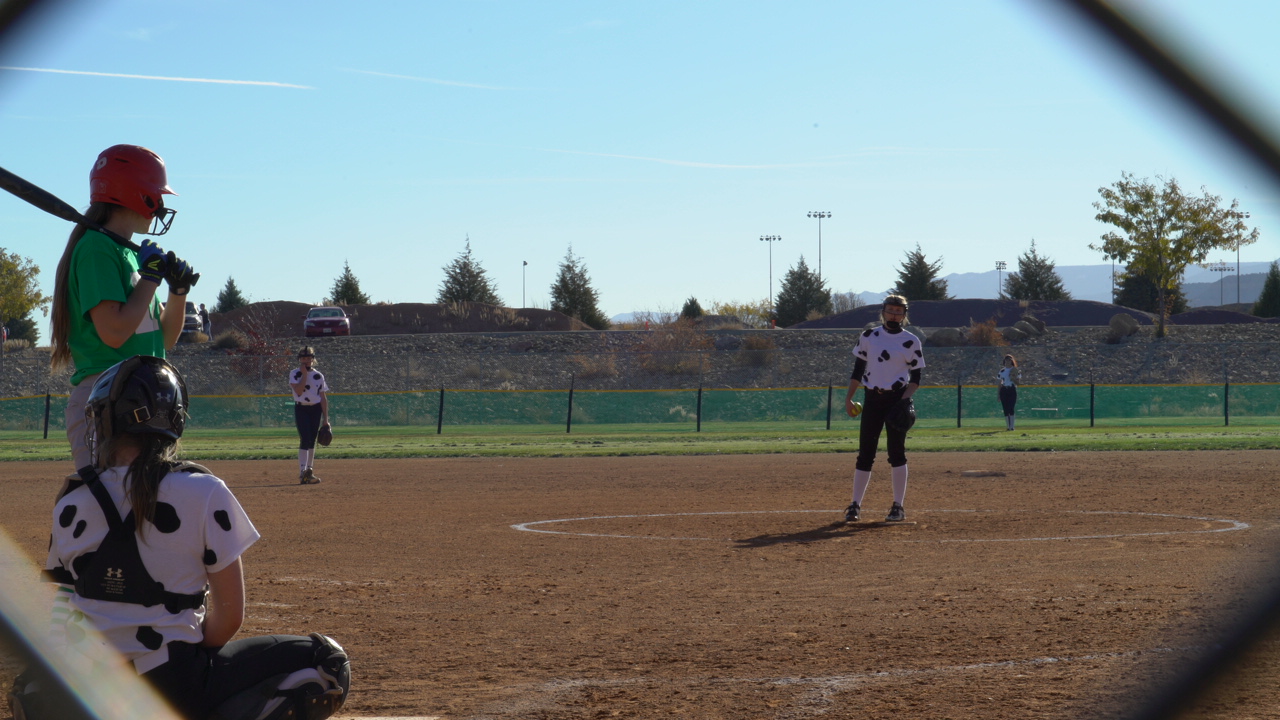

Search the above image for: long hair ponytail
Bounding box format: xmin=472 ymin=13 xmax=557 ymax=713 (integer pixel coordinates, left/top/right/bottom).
xmin=99 ymin=432 xmax=180 ymax=534
xmin=51 ymin=203 xmax=119 ymax=372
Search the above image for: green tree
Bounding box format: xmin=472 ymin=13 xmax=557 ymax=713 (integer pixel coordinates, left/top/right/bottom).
xmin=1252 ymin=261 xmax=1280 ymax=318
xmin=437 ymin=238 xmax=500 ymax=305
xmin=1114 ymin=267 xmax=1187 ymax=315
xmin=1003 ymin=240 xmax=1072 ymax=301
xmin=1092 ymin=172 xmax=1257 ymax=336
xmin=214 ymin=276 xmax=249 ymax=313
xmin=680 ymin=296 xmax=704 ymax=320
xmin=550 ymin=246 xmax=609 ymax=330
xmin=326 ymin=260 xmax=371 ymax=305
xmin=774 ymin=256 xmax=832 ymax=327
xmin=5 ymin=313 xmax=39 ymax=345
xmin=0 ymin=248 xmax=49 ymax=330
xmin=709 ymin=299 xmax=772 ymax=329
xmin=893 ymin=244 xmax=950 ymax=301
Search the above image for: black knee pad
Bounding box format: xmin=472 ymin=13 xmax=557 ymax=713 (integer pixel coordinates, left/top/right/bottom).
xmin=209 ymin=635 xmax=350 ymax=720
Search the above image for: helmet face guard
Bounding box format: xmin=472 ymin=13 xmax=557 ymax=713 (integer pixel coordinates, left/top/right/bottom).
xmin=89 ymin=145 xmax=178 ymax=235
xmin=86 ymin=356 xmax=189 ymax=462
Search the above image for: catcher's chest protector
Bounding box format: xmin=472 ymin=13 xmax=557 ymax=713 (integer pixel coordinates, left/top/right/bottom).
xmin=62 ymin=468 xmax=205 ymax=613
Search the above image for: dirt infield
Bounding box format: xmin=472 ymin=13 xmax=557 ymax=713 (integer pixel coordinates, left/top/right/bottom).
xmin=3 ymin=451 xmax=1280 ymax=719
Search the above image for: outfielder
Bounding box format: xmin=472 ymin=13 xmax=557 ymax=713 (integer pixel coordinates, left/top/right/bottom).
xmin=17 ymin=356 xmax=351 ymax=720
xmin=289 ymin=347 xmax=329 ymax=484
xmin=843 ymin=295 xmax=924 ymax=523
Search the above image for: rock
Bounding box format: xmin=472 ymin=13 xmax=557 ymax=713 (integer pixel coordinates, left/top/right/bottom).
xmin=928 ymin=328 xmax=967 ymax=347
xmin=1020 ymin=315 xmax=1047 ymax=333
xmin=1109 ymin=313 xmax=1140 ymax=337
xmin=1001 ymin=326 xmax=1029 ymax=343
xmin=1013 ymin=320 xmax=1040 ymax=337
xmin=714 ymin=335 xmax=742 ymax=351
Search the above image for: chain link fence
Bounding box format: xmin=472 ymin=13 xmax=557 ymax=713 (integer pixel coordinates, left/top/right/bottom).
xmin=1 ymin=342 xmax=1277 ymax=431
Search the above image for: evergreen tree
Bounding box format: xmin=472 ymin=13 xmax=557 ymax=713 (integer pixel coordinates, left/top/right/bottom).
xmin=214 ymin=276 xmax=249 ymax=313
xmin=893 ymin=244 xmax=950 ymax=301
xmin=680 ymin=296 xmax=704 ymax=320
xmin=1252 ymin=261 xmax=1280 ymax=318
xmin=774 ymin=256 xmax=832 ymax=327
xmin=4 ymin=313 xmax=38 ymax=344
xmin=437 ymin=238 xmax=500 ymax=305
xmin=550 ymin=246 xmax=609 ymax=329
xmin=1003 ymin=240 xmax=1072 ymax=301
xmin=327 ymin=260 xmax=371 ymax=305
xmin=1114 ymin=267 xmax=1187 ymax=315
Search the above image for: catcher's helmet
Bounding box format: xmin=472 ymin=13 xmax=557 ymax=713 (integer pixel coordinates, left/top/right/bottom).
xmin=89 ymin=145 xmax=177 ymax=234
xmin=87 ymin=355 xmax=189 ymax=443
xmin=885 ymin=397 xmax=916 ymax=433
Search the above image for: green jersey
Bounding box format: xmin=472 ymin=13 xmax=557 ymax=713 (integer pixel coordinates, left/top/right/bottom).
xmin=67 ymin=230 xmax=166 ymax=385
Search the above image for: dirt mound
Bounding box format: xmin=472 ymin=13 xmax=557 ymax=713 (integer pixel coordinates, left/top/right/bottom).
xmin=211 ymin=301 xmax=592 ymax=339
xmin=1168 ymin=307 xmax=1277 ymax=325
xmin=792 ymin=299 xmax=1156 ymax=329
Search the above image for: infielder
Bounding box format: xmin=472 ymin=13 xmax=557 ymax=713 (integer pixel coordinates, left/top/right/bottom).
xmin=289 ymin=347 xmax=329 ymax=484
xmin=49 ymin=145 xmax=197 ymax=471
xmin=843 ymin=295 xmax=924 ymax=523
xmin=18 ymin=355 xmax=351 ymax=720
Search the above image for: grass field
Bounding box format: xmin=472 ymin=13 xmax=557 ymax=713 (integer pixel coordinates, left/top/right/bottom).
xmin=2 ymin=419 xmax=1278 ymax=461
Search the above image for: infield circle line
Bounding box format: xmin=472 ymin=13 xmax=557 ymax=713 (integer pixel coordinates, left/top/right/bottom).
xmin=510 ymin=509 xmax=1249 ymax=542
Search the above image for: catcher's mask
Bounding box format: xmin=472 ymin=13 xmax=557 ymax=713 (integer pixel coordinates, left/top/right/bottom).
xmin=86 ymin=356 xmax=189 ymax=457
xmin=881 ymin=295 xmax=909 ymax=328
xmin=89 ymin=145 xmax=177 ymax=235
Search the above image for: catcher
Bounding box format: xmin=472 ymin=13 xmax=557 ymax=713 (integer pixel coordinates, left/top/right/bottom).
xmin=17 ymin=355 xmax=350 ymax=720
xmin=842 ymin=295 xmax=925 ymax=523
xmin=288 ymin=347 xmax=331 ymax=484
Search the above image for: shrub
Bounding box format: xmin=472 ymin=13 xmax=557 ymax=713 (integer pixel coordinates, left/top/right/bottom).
xmin=213 ymin=330 xmax=249 ymax=350
xmin=632 ymin=322 xmax=713 ymax=375
xmin=736 ymin=334 xmax=776 ymax=367
xmin=569 ymin=353 xmax=619 ymax=379
xmin=2 ymin=338 xmax=31 ymax=352
xmin=965 ymin=318 xmax=1007 ymax=347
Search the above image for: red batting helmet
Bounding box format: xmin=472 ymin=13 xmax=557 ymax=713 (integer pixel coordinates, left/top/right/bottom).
xmin=89 ymin=145 xmax=177 ymax=233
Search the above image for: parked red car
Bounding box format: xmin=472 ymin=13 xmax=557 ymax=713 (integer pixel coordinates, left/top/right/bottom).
xmin=303 ymin=306 xmax=351 ymax=337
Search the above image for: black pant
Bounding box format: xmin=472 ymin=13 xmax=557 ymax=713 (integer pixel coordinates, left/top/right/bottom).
xmin=144 ymin=635 xmax=323 ymax=720
xmin=856 ymin=388 xmax=908 ymax=471
xmin=999 ymin=385 xmax=1018 ymax=416
xmin=295 ymin=403 xmax=322 ymax=450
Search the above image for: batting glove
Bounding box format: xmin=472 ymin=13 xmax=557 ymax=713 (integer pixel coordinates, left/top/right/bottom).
xmin=163 ymin=251 xmax=200 ymax=295
xmin=137 ymin=239 xmax=168 ymax=286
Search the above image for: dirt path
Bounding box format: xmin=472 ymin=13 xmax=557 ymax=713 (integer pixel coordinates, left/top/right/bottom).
xmin=3 ymin=451 xmax=1279 ymax=719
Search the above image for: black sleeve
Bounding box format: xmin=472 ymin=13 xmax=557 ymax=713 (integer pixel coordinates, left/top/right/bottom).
xmin=909 ymin=369 xmax=922 ymax=385
xmin=851 ymin=358 xmax=867 ymax=381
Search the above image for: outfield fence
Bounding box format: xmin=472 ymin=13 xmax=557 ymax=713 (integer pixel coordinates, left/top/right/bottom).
xmin=2 ymin=341 xmax=1278 ymax=432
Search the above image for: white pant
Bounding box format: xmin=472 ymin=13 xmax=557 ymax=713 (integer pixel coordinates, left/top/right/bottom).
xmin=64 ymin=374 xmax=100 ymax=471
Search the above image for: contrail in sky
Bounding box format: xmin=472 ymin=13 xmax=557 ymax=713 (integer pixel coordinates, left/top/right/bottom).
xmin=0 ymin=66 xmax=312 ymax=89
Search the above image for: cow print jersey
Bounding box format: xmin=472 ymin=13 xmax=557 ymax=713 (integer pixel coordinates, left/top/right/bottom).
xmin=852 ymin=325 xmax=926 ymax=391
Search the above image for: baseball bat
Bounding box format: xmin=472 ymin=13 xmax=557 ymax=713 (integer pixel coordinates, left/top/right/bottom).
xmin=0 ymin=165 xmax=140 ymax=250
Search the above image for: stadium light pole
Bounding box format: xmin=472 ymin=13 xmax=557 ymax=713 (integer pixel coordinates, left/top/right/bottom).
xmin=1237 ymin=211 xmax=1251 ymax=305
xmin=761 ymin=235 xmax=782 ymax=310
xmin=522 ymin=260 xmax=527 ymax=308
xmin=995 ymin=260 xmax=1007 ymax=299
xmin=1209 ymin=261 xmax=1232 ymax=306
xmin=808 ymin=211 xmax=830 ymax=281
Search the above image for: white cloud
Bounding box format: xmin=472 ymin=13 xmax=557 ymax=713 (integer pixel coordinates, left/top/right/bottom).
xmin=0 ymin=67 xmax=312 ymax=89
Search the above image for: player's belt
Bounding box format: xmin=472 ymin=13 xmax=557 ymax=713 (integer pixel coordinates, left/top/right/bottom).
xmin=866 ymin=387 xmax=895 ymax=394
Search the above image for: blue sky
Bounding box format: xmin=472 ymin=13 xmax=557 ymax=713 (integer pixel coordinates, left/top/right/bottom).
xmin=2 ymin=0 xmax=1279 ymax=321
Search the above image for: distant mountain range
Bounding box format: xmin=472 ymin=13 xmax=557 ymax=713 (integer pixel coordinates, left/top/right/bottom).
xmin=613 ymin=259 xmax=1279 ymax=323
